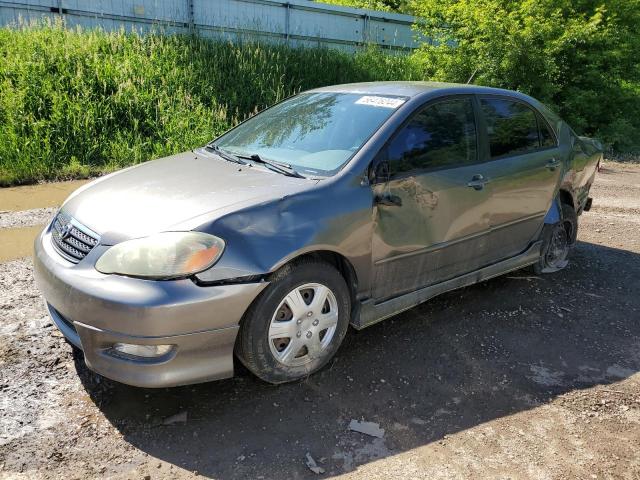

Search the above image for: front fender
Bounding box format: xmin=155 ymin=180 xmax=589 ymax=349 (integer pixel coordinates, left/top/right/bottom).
xmin=194 ymin=174 xmax=375 ymax=295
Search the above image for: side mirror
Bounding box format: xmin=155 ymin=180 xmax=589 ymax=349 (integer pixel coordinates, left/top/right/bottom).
xmin=374 ymin=192 xmax=402 ymax=207
xmin=370 ymin=160 xmax=391 ymax=184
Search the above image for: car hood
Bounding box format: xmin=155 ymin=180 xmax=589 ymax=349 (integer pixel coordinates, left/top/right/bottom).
xmin=61 ymin=150 xmax=313 ymax=242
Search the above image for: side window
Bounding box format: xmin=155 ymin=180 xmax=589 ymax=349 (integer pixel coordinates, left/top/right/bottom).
xmin=538 ymin=115 xmax=557 ymax=148
xmin=387 ymin=97 xmax=477 ymax=176
xmin=480 ymin=98 xmax=540 ymax=158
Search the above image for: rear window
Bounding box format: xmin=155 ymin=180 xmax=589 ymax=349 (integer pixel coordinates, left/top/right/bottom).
xmin=480 ymin=98 xmax=541 ymax=158
xmin=539 ymin=115 xmax=557 ymax=148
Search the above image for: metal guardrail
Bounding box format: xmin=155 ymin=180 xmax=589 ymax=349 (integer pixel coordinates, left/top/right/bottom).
xmin=0 ymin=0 xmax=421 ymax=52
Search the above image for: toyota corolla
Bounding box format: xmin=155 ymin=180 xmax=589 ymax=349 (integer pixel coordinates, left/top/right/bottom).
xmin=34 ymin=82 xmax=601 ymax=387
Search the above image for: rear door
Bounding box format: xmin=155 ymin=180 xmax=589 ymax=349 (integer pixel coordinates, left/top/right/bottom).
xmin=476 ymin=96 xmax=562 ymax=262
xmin=371 ymin=96 xmax=494 ymax=301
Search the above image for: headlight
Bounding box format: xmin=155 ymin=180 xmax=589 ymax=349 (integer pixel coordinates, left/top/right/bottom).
xmin=95 ymin=232 xmax=225 ymax=279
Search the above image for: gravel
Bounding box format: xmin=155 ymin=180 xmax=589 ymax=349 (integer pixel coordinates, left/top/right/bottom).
xmin=0 ymin=208 xmax=56 ymax=229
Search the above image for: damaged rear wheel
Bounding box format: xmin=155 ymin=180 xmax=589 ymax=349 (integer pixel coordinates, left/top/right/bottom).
xmin=533 ymin=203 xmax=577 ymax=274
xmin=235 ymin=259 xmax=350 ymax=384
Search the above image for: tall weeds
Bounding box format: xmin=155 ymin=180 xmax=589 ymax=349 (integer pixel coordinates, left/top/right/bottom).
xmin=0 ymin=22 xmax=421 ymax=186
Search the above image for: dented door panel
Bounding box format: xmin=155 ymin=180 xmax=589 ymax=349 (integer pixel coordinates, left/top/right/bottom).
xmin=371 ymin=163 xmax=492 ymax=301
xmin=481 ymin=149 xmax=561 ymax=262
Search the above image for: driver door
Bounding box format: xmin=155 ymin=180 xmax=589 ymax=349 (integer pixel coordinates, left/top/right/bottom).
xmin=371 ymin=96 xmax=493 ymax=301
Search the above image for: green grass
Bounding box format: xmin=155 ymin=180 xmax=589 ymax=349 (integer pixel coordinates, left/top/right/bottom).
xmin=0 ymin=21 xmax=422 ymax=186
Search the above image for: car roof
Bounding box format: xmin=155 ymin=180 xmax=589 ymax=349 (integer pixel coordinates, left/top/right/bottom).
xmin=309 ymin=81 xmax=532 ymax=101
xmin=308 ymin=81 xmax=561 ymax=126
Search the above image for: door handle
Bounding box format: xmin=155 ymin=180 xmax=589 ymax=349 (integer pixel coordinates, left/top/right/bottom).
xmin=375 ymin=192 xmax=402 ymax=207
xmin=467 ymin=174 xmax=489 ymax=191
xmin=546 ymin=158 xmax=560 ymax=171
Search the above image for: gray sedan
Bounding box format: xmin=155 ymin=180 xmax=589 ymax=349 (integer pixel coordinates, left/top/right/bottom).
xmin=34 ymin=82 xmax=602 ymax=387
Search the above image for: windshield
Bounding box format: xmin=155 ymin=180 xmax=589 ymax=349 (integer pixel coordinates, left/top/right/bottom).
xmin=213 ymin=92 xmax=407 ymax=176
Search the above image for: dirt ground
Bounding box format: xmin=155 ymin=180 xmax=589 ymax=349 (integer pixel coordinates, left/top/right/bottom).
xmin=1 ymin=162 xmax=639 ymax=480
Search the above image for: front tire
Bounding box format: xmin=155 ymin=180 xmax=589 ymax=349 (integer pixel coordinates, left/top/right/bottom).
xmin=533 ymin=203 xmax=578 ymax=274
xmin=235 ymin=260 xmax=350 ymax=384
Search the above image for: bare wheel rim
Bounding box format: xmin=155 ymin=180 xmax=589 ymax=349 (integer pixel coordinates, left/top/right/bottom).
xmin=268 ymin=282 xmax=339 ymax=367
xmin=546 ymin=222 xmax=570 ymax=268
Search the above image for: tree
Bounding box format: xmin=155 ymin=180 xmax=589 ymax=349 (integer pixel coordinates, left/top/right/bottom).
xmin=409 ymin=0 xmax=640 ymax=152
xmin=318 ymin=0 xmax=410 ymax=13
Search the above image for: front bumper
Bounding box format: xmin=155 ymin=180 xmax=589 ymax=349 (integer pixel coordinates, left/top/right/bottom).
xmin=34 ymin=226 xmax=268 ymax=387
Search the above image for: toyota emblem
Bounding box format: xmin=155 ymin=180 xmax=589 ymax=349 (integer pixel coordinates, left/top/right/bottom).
xmin=60 ymin=222 xmax=73 ymax=240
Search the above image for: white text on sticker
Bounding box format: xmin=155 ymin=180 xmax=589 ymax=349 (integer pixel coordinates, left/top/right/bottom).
xmin=355 ymin=96 xmax=406 ymax=109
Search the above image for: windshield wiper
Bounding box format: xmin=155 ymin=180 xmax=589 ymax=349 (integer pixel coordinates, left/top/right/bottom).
xmin=205 ymin=144 xmax=248 ymax=165
xmin=240 ymin=153 xmax=306 ymax=179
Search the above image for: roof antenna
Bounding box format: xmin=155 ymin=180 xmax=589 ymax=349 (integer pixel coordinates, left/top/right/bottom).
xmin=466 ymin=68 xmax=478 ymax=84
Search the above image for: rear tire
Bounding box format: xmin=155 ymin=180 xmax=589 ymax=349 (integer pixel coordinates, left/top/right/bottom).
xmin=235 ymin=259 xmax=350 ymax=384
xmin=533 ymin=203 xmax=577 ymax=274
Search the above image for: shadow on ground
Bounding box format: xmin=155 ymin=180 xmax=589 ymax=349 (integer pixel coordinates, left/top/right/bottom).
xmin=75 ymin=241 xmax=640 ymax=478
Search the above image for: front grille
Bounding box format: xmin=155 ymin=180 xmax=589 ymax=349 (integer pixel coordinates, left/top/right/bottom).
xmin=51 ymin=212 xmax=99 ymax=263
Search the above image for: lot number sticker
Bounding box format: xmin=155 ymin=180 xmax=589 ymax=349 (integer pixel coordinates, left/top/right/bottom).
xmin=355 ymin=96 xmax=406 ymax=109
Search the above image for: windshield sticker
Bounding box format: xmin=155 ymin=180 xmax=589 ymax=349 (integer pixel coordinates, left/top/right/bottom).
xmin=355 ymin=96 xmax=406 ymax=109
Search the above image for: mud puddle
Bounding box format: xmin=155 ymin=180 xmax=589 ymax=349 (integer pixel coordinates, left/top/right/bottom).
xmin=0 ymin=179 xmax=89 ymax=212
xmin=0 ymin=225 xmax=44 ymax=262
xmin=0 ymin=180 xmax=89 ymax=262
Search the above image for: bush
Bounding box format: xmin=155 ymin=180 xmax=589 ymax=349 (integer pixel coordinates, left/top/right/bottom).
xmin=409 ymin=0 xmax=640 ymax=153
xmin=0 ymin=22 xmax=420 ymax=186
xmin=325 ymin=0 xmax=640 ymax=153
